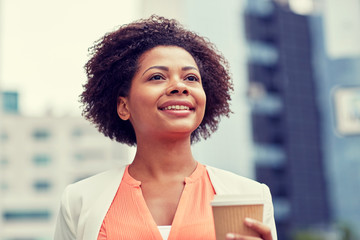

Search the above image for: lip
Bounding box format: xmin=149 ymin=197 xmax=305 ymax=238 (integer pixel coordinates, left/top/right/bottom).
xmin=158 ymin=100 xmax=195 ymax=111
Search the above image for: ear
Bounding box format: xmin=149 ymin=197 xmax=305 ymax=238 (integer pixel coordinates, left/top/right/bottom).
xmin=117 ymin=97 xmax=130 ymax=121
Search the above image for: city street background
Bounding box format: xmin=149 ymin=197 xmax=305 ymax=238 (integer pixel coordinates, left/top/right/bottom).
xmin=1 ymin=0 xmax=360 ymax=239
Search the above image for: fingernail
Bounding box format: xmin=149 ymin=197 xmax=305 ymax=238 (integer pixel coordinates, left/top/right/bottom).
xmin=226 ymin=233 xmax=235 ymax=239
xmin=245 ymin=217 xmax=255 ymax=226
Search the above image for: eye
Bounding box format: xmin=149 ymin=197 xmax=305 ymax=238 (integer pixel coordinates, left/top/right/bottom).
xmin=149 ymin=74 xmax=165 ymax=81
xmin=185 ymin=75 xmax=199 ymax=82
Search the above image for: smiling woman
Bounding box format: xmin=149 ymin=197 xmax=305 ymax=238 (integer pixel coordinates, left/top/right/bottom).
xmin=54 ymin=15 xmax=277 ymax=240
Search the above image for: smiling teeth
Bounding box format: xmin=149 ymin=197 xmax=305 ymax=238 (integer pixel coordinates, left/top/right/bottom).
xmin=163 ymin=105 xmax=190 ymax=110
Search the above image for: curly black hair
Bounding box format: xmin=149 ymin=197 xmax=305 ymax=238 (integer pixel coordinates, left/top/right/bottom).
xmin=81 ymin=15 xmax=233 ymax=146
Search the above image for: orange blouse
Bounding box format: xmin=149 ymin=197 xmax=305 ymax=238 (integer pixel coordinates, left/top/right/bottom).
xmin=97 ymin=163 xmax=216 ymax=240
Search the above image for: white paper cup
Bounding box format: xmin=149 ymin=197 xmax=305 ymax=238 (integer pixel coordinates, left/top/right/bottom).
xmin=211 ymin=194 xmax=264 ymax=240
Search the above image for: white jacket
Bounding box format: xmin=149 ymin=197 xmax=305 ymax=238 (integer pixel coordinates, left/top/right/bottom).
xmin=54 ymin=165 xmax=277 ymax=239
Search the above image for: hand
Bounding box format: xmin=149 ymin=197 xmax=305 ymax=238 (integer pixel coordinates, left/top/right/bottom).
xmin=225 ymin=218 xmax=272 ymax=240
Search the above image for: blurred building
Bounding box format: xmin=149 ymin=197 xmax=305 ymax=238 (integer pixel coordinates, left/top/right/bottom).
xmin=0 ymin=91 xmax=132 ymax=240
xmin=310 ymin=0 xmax=360 ymax=237
xmin=244 ymin=0 xmax=330 ymax=239
xmin=245 ymin=0 xmax=360 ymax=239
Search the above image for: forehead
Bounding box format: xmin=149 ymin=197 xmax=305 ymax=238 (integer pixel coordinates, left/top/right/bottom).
xmin=138 ymin=46 xmax=198 ymax=68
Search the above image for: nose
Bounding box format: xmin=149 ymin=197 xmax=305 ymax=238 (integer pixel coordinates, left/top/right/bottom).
xmin=166 ymin=80 xmax=190 ymax=96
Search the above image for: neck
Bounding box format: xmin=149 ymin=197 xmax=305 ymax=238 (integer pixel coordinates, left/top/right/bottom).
xmin=129 ymin=135 xmax=197 ymax=182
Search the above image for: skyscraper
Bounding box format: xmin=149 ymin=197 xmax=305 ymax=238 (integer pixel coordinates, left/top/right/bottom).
xmin=244 ymin=1 xmax=330 ymax=238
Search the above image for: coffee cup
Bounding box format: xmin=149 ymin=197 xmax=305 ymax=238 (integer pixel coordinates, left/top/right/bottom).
xmin=211 ymin=194 xmax=264 ymax=240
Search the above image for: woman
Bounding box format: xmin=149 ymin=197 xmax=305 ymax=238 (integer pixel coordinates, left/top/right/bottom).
xmin=54 ymin=15 xmax=277 ymax=240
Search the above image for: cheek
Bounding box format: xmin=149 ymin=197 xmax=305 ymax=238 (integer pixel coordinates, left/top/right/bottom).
xmin=195 ymin=89 xmax=207 ymax=122
xmin=198 ymin=89 xmax=207 ymax=110
xmin=128 ymin=89 xmax=153 ymax=107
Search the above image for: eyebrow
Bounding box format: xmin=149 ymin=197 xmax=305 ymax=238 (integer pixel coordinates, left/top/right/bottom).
xmin=182 ymin=66 xmax=199 ymax=72
xmin=142 ymin=65 xmax=199 ymax=76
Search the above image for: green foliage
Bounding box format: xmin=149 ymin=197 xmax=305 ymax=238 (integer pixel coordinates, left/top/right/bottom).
xmin=293 ymin=231 xmax=325 ymax=240
xmin=338 ymin=223 xmax=357 ymax=240
xmin=292 ymin=223 xmax=359 ymax=240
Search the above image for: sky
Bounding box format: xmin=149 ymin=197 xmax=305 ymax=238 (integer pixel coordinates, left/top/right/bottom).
xmin=0 ymin=0 xmax=141 ymax=116
xmin=2 ymin=0 xmax=359 ymax=116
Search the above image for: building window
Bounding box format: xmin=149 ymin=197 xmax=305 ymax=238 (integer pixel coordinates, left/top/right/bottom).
xmin=246 ymin=0 xmax=274 ymax=17
xmin=32 ymin=129 xmax=51 ymax=140
xmin=2 ymin=91 xmax=19 ymax=114
xmin=247 ymin=41 xmax=279 ymax=66
xmin=273 ymin=198 xmax=291 ymax=221
xmin=2 ymin=209 xmax=51 ymax=222
xmin=1 ymin=181 xmax=9 ymax=192
xmin=72 ymin=127 xmax=84 ymax=137
xmin=0 ymin=157 xmax=9 ymax=167
xmin=73 ymin=149 xmax=104 ymax=162
xmin=0 ymin=131 xmax=9 ymax=142
xmin=248 ymin=82 xmax=283 ymax=114
xmin=33 ymin=154 xmax=51 ymax=166
xmin=33 ymin=180 xmax=52 ymax=192
xmin=254 ymin=144 xmax=286 ymax=166
xmin=74 ymin=152 xmax=84 ymax=161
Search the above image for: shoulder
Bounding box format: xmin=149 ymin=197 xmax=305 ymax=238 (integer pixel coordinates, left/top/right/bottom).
xmin=63 ymin=166 xmax=126 ymax=205
xmin=67 ymin=167 xmax=125 ymax=193
xmin=59 ymin=166 xmax=126 ymax=221
xmin=206 ymin=165 xmax=260 ymax=186
xmin=205 ymin=165 xmax=270 ymax=197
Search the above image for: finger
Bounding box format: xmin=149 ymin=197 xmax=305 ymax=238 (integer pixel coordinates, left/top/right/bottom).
xmin=226 ymin=233 xmax=260 ymax=240
xmin=244 ymin=218 xmax=272 ymax=240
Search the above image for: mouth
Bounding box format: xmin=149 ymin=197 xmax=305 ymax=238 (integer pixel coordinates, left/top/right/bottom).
xmin=159 ymin=105 xmax=194 ymax=111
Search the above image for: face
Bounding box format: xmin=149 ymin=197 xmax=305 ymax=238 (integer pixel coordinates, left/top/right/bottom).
xmin=117 ymin=46 xmax=206 ymax=142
